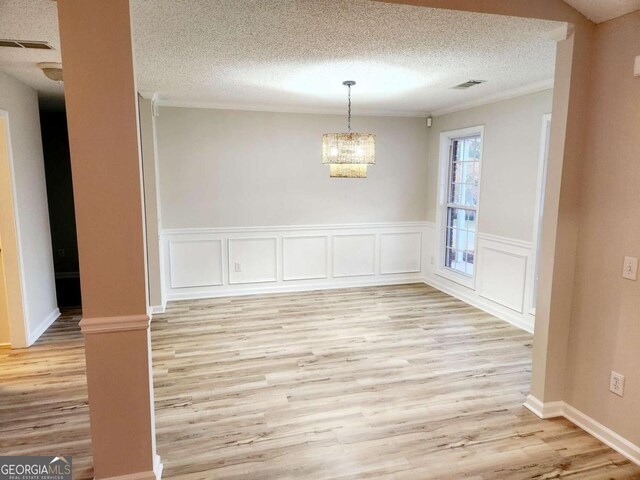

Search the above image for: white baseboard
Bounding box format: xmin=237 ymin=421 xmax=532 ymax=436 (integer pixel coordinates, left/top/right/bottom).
xmin=167 ymin=276 xmax=425 ymax=301
xmin=95 ymin=455 xmax=162 ymax=480
xmin=27 ymin=307 xmax=60 ymax=346
xmin=524 ymin=395 xmax=640 ymax=467
xmin=424 ymin=276 xmax=534 ymax=333
xmin=523 ymin=394 xmax=564 ymax=418
xmin=563 ymin=403 xmax=640 ymax=467
xmin=149 ymin=304 xmax=166 ymax=315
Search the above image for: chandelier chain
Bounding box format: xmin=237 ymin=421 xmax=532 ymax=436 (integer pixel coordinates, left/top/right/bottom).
xmin=347 ymin=83 xmax=351 ymax=133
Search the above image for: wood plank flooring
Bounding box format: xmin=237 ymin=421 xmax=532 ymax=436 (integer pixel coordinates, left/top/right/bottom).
xmin=1 ymin=284 xmax=639 ymax=479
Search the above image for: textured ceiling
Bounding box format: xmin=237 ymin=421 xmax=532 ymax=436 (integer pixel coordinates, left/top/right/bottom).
xmin=1 ymin=0 xmax=565 ymax=115
xmin=0 ymin=0 xmax=63 ymax=109
xmin=130 ymin=0 xmax=562 ymax=115
xmin=562 ymin=0 xmax=640 ymax=23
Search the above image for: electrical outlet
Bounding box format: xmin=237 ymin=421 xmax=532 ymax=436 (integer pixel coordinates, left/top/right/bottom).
xmin=610 ymin=371 xmax=625 ymax=397
xmin=430 ymin=255 xmax=435 ymax=265
xmin=622 ymin=256 xmax=638 ymax=280
xmin=234 ymin=262 xmax=242 ymax=273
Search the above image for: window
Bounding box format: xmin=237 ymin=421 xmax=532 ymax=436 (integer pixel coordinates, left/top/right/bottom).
xmin=437 ymin=127 xmax=483 ymax=285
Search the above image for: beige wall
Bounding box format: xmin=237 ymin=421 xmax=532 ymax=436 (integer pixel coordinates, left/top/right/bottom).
xmin=0 ymin=118 xmax=13 ymax=345
xmin=0 ymin=120 xmax=11 ymax=344
xmin=428 ymin=89 xmax=554 ymax=242
xmin=565 ymin=11 xmax=640 ymax=445
xmin=57 ymin=0 xmax=158 ymax=477
xmin=156 ymin=107 xmax=429 ymax=228
xmin=0 ymin=73 xmax=57 ymax=347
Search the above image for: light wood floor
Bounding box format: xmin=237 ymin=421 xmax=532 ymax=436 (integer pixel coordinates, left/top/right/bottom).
xmin=1 ymin=284 xmax=639 ymax=479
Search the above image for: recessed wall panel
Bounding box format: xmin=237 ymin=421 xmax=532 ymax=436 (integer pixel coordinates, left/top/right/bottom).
xmin=228 ymin=237 xmax=277 ymax=284
xmin=479 ymin=247 xmax=527 ymax=313
xmin=283 ymin=236 xmax=328 ymax=281
xmin=380 ymin=232 xmax=422 ymax=274
xmin=169 ymin=239 xmax=223 ymax=288
xmin=333 ymin=234 xmax=376 ymax=277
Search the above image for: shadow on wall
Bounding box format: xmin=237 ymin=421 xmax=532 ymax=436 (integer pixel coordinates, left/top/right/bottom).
xmin=39 ymin=110 xmax=81 ymax=308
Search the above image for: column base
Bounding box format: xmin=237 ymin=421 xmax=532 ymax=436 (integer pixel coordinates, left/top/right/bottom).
xmin=95 ymin=455 xmax=162 ymax=480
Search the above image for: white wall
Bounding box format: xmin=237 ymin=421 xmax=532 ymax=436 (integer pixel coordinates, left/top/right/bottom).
xmin=152 ymin=94 xmax=551 ymax=331
xmin=156 ymin=107 xmax=429 ymax=228
xmin=423 ymin=89 xmax=554 ymax=332
xmin=426 ymin=89 xmax=554 ymax=241
xmin=0 ymin=72 xmax=58 ymax=347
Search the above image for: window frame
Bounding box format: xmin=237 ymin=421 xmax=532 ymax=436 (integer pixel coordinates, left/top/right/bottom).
xmin=436 ymin=125 xmax=484 ymax=289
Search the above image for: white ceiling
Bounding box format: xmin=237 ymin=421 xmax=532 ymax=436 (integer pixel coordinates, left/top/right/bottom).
xmin=0 ymin=0 xmax=571 ymax=115
xmin=563 ymin=0 xmax=639 ymax=23
xmin=131 ymin=0 xmax=561 ymax=115
xmin=0 ymin=0 xmax=63 ymax=108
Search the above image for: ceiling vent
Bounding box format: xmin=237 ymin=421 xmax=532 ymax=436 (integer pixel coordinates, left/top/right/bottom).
xmin=0 ymin=39 xmax=55 ymax=50
xmin=453 ymin=80 xmax=487 ymax=89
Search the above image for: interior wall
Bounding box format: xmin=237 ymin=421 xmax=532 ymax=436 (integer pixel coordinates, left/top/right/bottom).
xmin=565 ymin=11 xmax=640 ymax=446
xmin=138 ymin=96 xmax=163 ymax=310
xmin=0 ymin=121 xmax=12 ymax=345
xmin=427 ymin=89 xmax=554 ymax=242
xmin=156 ymin=107 xmax=429 ymax=229
xmin=0 ymin=239 xmax=9 ymax=344
xmin=0 ymin=72 xmax=58 ymax=347
xmin=419 ymin=89 xmax=553 ymax=333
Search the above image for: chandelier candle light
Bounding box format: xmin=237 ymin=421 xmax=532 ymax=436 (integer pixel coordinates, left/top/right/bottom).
xmin=322 ymin=81 xmax=375 ymax=178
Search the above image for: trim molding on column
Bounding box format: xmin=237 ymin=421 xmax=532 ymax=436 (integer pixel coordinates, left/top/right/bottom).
xmin=95 ymin=456 xmax=162 ymax=480
xmin=524 ymin=395 xmax=640 ymax=466
xmin=79 ymin=314 xmax=151 ymax=334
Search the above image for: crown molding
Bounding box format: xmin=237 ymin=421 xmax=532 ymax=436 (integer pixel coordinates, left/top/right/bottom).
xmin=430 ymin=79 xmax=554 ymax=117
xmin=543 ymin=23 xmax=574 ymax=42
xmin=149 ymin=78 xmax=555 ymax=119
xmin=138 ymin=91 xmax=159 ymax=101
xmin=155 ymin=98 xmax=430 ymax=118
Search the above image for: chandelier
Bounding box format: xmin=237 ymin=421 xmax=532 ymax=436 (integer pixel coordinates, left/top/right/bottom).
xmin=322 ymin=81 xmax=375 ymax=178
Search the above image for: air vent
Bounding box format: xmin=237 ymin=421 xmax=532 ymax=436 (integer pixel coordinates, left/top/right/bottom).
xmin=0 ymin=39 xmax=55 ymax=50
xmin=453 ymin=80 xmax=487 ymax=89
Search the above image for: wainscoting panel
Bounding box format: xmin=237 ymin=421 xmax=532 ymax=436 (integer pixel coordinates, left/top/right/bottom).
xmin=423 ymin=223 xmax=536 ymax=333
xmin=283 ymin=236 xmax=328 ymax=281
xmin=477 ymin=244 xmax=528 ymax=313
xmin=160 ymin=223 xmax=427 ymax=301
xmin=228 ymin=237 xmax=278 ymax=284
xmin=380 ymin=232 xmax=422 ymax=275
xmin=169 ymin=239 xmax=223 ymax=288
xmin=333 ymin=234 xmax=376 ymax=278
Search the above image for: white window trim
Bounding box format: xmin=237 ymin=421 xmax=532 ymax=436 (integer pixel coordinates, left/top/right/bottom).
xmin=435 ymin=125 xmax=485 ymax=290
